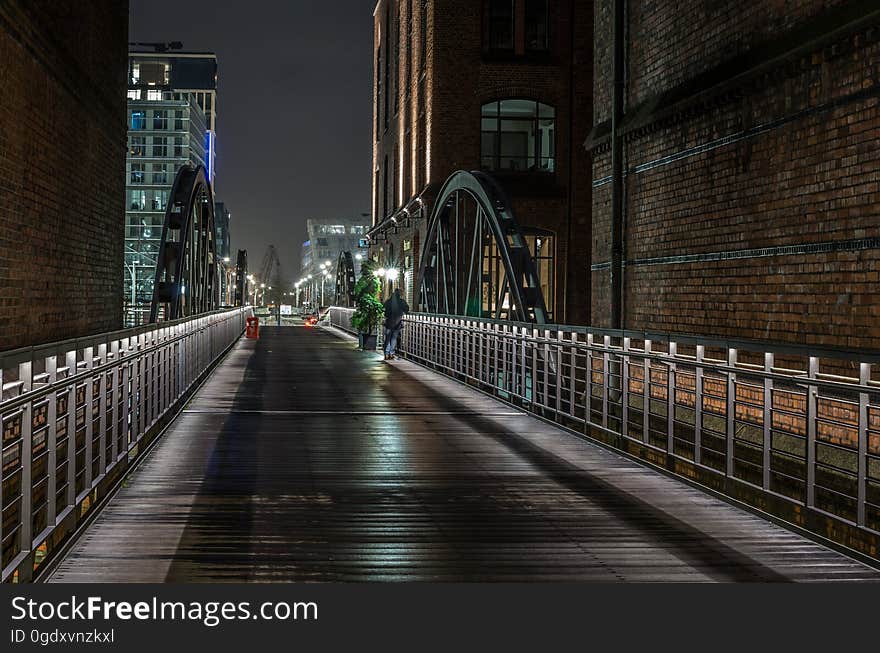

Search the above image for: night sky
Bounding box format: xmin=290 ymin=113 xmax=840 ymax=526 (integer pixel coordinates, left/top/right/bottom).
xmin=129 ymin=0 xmax=374 ymax=281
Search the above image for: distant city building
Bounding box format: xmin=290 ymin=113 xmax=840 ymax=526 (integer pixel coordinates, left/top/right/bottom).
xmin=214 ymin=201 xmax=233 ymax=304
xmin=370 ymin=0 xmax=593 ymax=322
xmin=299 ymin=217 xmax=370 ymax=306
xmin=124 ymin=50 xmax=219 ymax=326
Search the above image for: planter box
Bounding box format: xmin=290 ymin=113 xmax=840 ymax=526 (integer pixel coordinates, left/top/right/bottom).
xmin=359 ymin=333 xmax=378 ymax=350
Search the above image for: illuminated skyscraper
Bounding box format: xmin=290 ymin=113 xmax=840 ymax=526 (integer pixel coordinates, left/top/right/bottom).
xmin=123 ymin=50 xmax=219 ymax=325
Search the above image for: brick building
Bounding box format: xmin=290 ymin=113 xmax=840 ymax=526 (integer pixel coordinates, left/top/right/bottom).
xmin=0 ymin=1 xmax=129 ymax=350
xmin=588 ymin=1 xmax=880 ymax=349
xmin=370 ymin=0 xmax=593 ymax=324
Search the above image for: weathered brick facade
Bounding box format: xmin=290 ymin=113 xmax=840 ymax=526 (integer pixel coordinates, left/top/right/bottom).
xmin=372 ymin=0 xmax=593 ymax=324
xmin=0 ymin=1 xmax=128 ymax=351
xmin=588 ymin=0 xmax=880 ymax=350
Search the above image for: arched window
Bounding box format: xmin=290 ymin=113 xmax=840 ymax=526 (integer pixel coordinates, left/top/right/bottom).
xmin=480 ymin=100 xmax=555 ymax=172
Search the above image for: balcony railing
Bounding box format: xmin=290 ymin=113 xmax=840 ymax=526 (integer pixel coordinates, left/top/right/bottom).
xmin=0 ymin=307 xmax=251 ymax=582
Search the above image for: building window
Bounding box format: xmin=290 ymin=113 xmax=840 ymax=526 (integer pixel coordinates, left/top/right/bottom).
xmin=151 ymin=190 xmax=168 ymax=211
xmin=394 ymin=2 xmax=401 ymax=114
xmin=375 ymin=46 xmax=382 ymax=137
xmin=525 ymin=0 xmax=549 ymax=52
xmin=151 ymin=163 xmax=169 ymax=185
xmin=384 ymin=6 xmax=391 ymax=130
xmin=174 ymin=136 xmax=184 ymax=158
xmin=152 ymin=110 xmax=168 ymax=130
xmin=129 ymin=190 xmax=147 ymax=211
xmin=383 ymin=154 xmax=390 ymax=218
xmin=147 ymin=89 xmax=164 ymax=101
xmin=130 ymin=164 xmax=145 ymax=184
xmin=130 ymin=111 xmax=146 ymax=130
xmin=152 ymin=136 xmax=168 ymax=158
xmin=127 ymin=89 xmax=141 ymax=101
xmin=480 ymin=99 xmax=555 ymax=172
xmin=130 ymin=136 xmax=146 ymax=156
xmin=488 ymin=0 xmax=515 ymax=51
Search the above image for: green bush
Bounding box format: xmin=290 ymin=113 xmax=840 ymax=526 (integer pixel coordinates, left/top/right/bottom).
xmin=351 ymin=260 xmax=384 ymax=334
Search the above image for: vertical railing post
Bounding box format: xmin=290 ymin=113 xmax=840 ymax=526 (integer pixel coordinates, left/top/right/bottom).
xmin=806 ymin=356 xmax=818 ymax=508
xmin=97 ymin=343 xmax=108 ymax=478
xmin=621 ymin=337 xmax=630 ymax=439
xmin=857 ymin=362 xmax=869 ymax=527
xmin=763 ymin=352 xmax=774 ymax=491
xmin=141 ymin=333 xmax=149 ymax=439
xmin=602 ymin=335 xmax=610 ymax=429
xmin=46 ymin=354 xmax=58 ymax=527
xmin=556 ymin=330 xmax=563 ymax=416
xmin=83 ymin=346 xmax=94 ymax=489
xmin=19 ymin=359 xmax=33 ymax=555
xmin=110 ymin=340 xmax=121 ymax=464
xmin=569 ymin=332 xmax=577 ymax=421
xmin=585 ymin=333 xmax=594 ymax=428
xmin=643 ymin=340 xmax=651 ymax=444
xmin=695 ymin=344 xmax=704 ymax=466
xmin=667 ymin=341 xmax=677 ymax=456
xmin=726 ymin=347 xmax=737 ymax=478
xmin=65 ymin=350 xmax=76 ymax=504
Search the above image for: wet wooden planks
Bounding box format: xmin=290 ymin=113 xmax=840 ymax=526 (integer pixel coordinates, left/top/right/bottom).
xmin=48 ymin=326 xmax=880 ymax=582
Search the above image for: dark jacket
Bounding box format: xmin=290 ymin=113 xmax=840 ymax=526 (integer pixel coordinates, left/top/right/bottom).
xmin=383 ymin=294 xmax=409 ymax=329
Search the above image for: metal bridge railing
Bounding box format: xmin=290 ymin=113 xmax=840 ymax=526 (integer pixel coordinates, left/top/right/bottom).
xmin=327 ymin=307 xmax=385 ymax=350
xmin=400 ymin=313 xmax=880 ymax=559
xmin=0 ymin=307 xmax=251 ymax=581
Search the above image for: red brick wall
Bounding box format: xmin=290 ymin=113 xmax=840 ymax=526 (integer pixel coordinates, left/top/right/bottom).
xmin=373 ymin=0 xmax=594 ymax=325
xmin=590 ymin=0 xmax=880 ymax=349
xmin=0 ymin=1 xmax=128 ymax=351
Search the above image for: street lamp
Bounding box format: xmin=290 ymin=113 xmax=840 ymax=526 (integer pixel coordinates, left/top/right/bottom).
xmin=320 ymin=271 xmax=332 ymax=307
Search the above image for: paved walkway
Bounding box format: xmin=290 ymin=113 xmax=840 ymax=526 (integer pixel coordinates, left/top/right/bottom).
xmin=49 ymin=326 xmax=880 ymax=582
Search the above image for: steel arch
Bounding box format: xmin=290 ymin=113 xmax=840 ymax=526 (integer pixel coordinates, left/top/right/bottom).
xmin=335 ymin=251 xmax=356 ymax=307
xmin=149 ymin=165 xmax=219 ymax=322
xmin=416 ymin=170 xmax=548 ymax=323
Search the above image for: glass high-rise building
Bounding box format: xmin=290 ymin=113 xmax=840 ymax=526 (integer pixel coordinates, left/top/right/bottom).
xmin=124 ymin=51 xmax=218 ymax=326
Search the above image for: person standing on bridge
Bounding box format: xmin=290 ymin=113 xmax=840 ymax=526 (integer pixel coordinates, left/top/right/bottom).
xmin=383 ymin=288 xmax=409 ymax=360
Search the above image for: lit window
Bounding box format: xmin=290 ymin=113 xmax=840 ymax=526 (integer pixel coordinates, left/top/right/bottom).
xmin=147 ymin=89 xmax=163 ymax=101
xmin=127 ymin=89 xmax=141 ymax=101
xmin=130 ymin=136 xmax=146 ymax=156
xmin=130 ymin=111 xmax=146 ymax=130
xmin=130 ymin=164 xmax=145 ymax=184
xmin=129 ymin=190 xmax=147 ymax=211
xmin=481 ymin=100 xmax=555 ymax=172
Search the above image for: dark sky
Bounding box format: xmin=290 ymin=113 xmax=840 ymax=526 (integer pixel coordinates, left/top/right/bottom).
xmin=129 ymin=0 xmax=374 ymax=280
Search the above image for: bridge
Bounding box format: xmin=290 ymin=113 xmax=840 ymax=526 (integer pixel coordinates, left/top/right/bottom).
xmin=1 ymin=306 xmax=878 ymax=582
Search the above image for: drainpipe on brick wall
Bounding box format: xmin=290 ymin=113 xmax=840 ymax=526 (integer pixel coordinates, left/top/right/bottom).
xmin=565 ymin=0 xmax=576 ymax=324
xmin=610 ymin=0 xmax=626 ymax=329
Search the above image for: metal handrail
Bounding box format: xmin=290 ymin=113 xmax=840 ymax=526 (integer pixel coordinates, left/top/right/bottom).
xmin=392 ymin=311 xmax=879 ymax=557
xmin=0 ymin=307 xmax=251 ymax=582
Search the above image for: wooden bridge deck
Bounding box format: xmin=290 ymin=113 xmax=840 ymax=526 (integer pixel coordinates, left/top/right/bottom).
xmin=48 ymin=326 xmax=880 ymax=582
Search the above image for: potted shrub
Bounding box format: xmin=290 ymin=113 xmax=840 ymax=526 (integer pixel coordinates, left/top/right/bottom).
xmin=350 ymin=260 xmax=384 ymax=350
